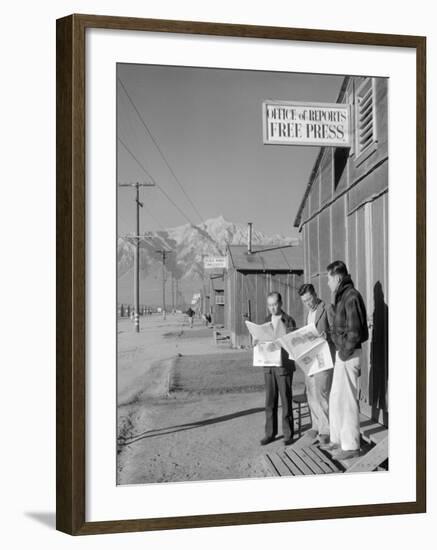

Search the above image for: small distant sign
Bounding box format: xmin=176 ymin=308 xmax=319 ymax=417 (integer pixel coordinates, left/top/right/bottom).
xmin=204 ymin=256 xmax=228 ymax=269
xmin=263 ymin=100 xmax=351 ymax=147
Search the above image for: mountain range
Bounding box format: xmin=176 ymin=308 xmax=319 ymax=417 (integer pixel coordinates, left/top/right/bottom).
xmin=117 ymin=215 xmax=299 ymax=306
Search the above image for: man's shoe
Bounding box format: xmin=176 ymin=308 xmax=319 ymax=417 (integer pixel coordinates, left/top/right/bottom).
xmin=318 ymin=434 xmax=330 ymax=445
xmin=260 ymin=436 xmax=275 ymax=446
xmin=332 ymin=449 xmax=360 ymax=460
xmin=283 ymin=437 xmax=294 ymax=446
xmin=319 ymin=441 xmax=340 ymax=451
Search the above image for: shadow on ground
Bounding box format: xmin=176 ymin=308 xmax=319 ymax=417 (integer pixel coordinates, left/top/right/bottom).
xmin=120 ymin=406 xmax=265 ymax=445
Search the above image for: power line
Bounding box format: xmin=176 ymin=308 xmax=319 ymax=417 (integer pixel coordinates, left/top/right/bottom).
xmin=142 ymin=206 xmax=167 ymax=232
xmin=118 ymin=136 xmax=195 ymax=226
xmin=279 ymin=247 xmax=292 ymax=270
xmin=117 ymin=77 xmax=205 ymax=225
xmin=119 ymin=96 xmax=171 ymax=234
xmin=118 ymin=136 xmax=155 ymax=183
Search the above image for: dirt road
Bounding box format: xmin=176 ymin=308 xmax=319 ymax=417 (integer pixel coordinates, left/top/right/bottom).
xmin=117 ymin=313 xmax=306 ymax=485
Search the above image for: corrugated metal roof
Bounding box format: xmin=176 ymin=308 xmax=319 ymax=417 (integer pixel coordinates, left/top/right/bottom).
xmin=227 ymin=244 xmax=303 ymax=271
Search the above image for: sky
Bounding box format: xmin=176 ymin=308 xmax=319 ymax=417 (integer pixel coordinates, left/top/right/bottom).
xmin=117 ymin=64 xmax=344 ymax=239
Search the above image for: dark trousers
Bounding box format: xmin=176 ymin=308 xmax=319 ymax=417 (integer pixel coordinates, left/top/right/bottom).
xmin=264 ymin=369 xmax=294 ymax=440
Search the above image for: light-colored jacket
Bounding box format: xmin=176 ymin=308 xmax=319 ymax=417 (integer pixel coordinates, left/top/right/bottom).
xmin=310 ymin=299 xmax=336 ymax=361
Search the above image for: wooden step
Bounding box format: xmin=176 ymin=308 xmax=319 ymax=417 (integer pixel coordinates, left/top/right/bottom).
xmin=263 ymin=444 xmax=342 ymax=477
xmin=359 ymin=413 xmax=388 ymax=445
xmin=345 ymin=436 xmax=388 ymax=473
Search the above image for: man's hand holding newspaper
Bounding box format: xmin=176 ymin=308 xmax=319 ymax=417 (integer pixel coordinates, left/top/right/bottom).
xmin=246 ymin=321 xmax=333 ymax=375
xmin=245 ymin=321 xmax=282 ymax=366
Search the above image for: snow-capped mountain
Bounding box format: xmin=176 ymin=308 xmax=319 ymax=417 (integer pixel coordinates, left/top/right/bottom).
xmin=117 ymin=216 xmax=299 ymax=305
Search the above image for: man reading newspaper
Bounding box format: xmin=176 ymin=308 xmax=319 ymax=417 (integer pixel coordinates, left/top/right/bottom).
xmin=247 ymin=292 xmax=296 ymax=447
xmin=298 ymin=283 xmax=336 ymax=445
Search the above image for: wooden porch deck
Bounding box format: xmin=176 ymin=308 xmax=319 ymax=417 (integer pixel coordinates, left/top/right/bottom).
xmin=263 ymin=413 xmax=388 ymax=477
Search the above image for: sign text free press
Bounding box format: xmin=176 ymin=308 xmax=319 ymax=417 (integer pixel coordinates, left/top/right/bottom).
xmin=263 ymin=100 xmax=351 ymax=147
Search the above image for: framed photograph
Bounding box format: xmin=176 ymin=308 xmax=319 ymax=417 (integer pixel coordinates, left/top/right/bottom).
xmin=56 ymin=14 xmax=426 ymax=535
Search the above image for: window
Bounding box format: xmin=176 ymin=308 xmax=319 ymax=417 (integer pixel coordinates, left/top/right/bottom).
xmin=355 ymin=77 xmax=377 ymax=158
xmin=215 ymin=293 xmax=225 ymax=305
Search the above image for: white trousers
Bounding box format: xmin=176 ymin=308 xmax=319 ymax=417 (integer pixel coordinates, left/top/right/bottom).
xmin=305 ymin=369 xmax=333 ymax=436
xmin=329 ymin=349 xmax=361 ymax=451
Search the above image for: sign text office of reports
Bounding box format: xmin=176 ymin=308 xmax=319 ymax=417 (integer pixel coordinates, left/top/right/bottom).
xmin=263 ymin=100 xmax=351 ymax=147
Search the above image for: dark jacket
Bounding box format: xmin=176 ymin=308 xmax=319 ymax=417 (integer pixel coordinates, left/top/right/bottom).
xmin=263 ymin=311 xmax=296 ymax=374
xmin=309 ymin=299 xmax=336 ymax=362
xmin=329 ymin=275 xmax=368 ymax=361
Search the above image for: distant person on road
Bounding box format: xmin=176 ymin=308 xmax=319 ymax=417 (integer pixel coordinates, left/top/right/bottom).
xmin=254 ymin=291 xmax=296 ymax=447
xmin=298 ymin=283 xmax=335 ymax=446
xmin=186 ymin=307 xmax=195 ymax=328
xmin=202 ymin=313 xmax=212 ymax=327
xmin=320 ymin=261 xmax=368 ymax=460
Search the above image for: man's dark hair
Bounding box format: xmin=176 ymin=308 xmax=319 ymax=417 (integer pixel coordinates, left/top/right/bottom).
xmin=298 ymin=283 xmax=316 ymax=296
xmin=267 ymin=291 xmax=282 ymax=303
xmin=326 ymin=260 xmax=349 ymax=278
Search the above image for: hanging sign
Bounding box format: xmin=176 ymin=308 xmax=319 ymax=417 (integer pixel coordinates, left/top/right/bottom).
xmin=203 ymin=256 xmax=228 ymax=269
xmin=263 ymin=100 xmax=351 ymax=147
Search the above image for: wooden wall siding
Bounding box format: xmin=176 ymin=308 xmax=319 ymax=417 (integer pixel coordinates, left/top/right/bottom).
xmin=356 ymin=207 xmax=367 ymax=304
xmin=369 ymin=193 xmax=389 ymax=423
xmin=318 ymin=209 xmax=332 ymax=270
xmin=383 ymin=192 xmax=388 ymax=296
xmin=331 ymin=195 xmax=346 ymax=262
xmin=309 ymin=172 xmax=321 ymax=217
xmin=320 ymin=148 xmax=333 ymax=206
xmin=309 ymin=219 xmax=319 ymax=278
xmin=348 ymin=160 xmax=388 ymax=214
xmin=318 ymin=208 xmax=332 ymax=305
xmin=305 ymin=228 xmax=311 ymax=283
xmin=354 ymin=206 xmax=369 ymax=401
xmin=223 ymin=270 xmax=235 ymax=334
xmin=209 ymin=279 xmax=226 ymax=325
xmin=301 ymin=190 xmax=388 ymax=423
xmin=226 ymin=271 xmax=304 ymax=348
xmin=302 ymin=192 xmax=310 ymax=223
xmin=299 ymin=78 xmax=388 ymax=231
xmin=375 ymin=78 xmax=388 ymax=152
xmin=296 ymin=77 xmax=389 ymax=424
xmin=347 ymin=208 xmax=357 ymax=283
xmin=213 ymin=304 xmax=225 ymax=325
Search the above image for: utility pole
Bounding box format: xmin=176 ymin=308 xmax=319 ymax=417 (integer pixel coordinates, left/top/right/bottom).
xmin=171 ymin=273 xmax=175 ymax=312
xmin=156 ymin=249 xmax=172 ymax=320
xmin=119 ymin=181 xmax=155 ymax=332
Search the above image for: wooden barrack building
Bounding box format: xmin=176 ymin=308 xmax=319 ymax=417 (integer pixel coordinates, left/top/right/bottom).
xmin=224 ymin=244 xmax=304 ymax=348
xmin=294 ymin=75 xmax=389 ymax=425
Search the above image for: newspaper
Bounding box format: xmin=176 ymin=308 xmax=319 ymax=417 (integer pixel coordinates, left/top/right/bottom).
xmin=277 ymin=323 xmax=333 ymax=377
xmin=245 ymin=321 xmax=274 ymax=343
xmin=245 ymin=321 xmax=281 ymax=366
